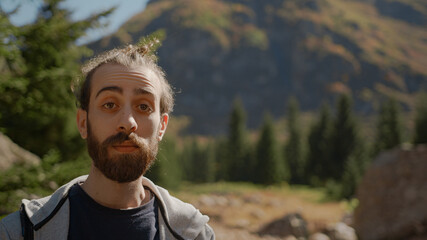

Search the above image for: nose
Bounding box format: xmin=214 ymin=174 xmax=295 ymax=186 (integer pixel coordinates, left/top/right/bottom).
xmin=117 ymin=109 xmax=137 ymax=134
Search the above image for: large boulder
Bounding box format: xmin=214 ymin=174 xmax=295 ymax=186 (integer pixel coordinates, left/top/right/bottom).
xmin=353 ymin=145 xmax=427 ymax=240
xmin=258 ymin=212 xmax=309 ymax=239
xmin=0 ymin=132 xmax=40 ymax=171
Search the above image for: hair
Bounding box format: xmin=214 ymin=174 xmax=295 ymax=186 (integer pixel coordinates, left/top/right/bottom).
xmin=72 ymin=41 xmax=174 ymax=114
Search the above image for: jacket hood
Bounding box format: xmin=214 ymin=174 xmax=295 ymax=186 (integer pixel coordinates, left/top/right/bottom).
xmin=142 ymin=177 xmax=210 ymax=239
xmin=22 ymin=175 xmax=86 ymax=228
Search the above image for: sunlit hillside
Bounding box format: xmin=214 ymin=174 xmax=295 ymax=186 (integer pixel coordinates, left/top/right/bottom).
xmin=87 ymin=0 xmax=427 ymax=134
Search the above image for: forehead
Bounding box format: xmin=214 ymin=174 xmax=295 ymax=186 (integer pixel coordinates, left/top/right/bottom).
xmin=90 ymin=63 xmax=162 ymax=98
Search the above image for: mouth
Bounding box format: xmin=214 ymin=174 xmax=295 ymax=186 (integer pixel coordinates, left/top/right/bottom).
xmin=112 ymin=141 xmax=139 ymax=153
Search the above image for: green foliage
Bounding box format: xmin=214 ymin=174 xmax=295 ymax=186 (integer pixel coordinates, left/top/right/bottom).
xmin=136 ymin=29 xmax=166 ymax=61
xmin=372 ymin=97 xmax=402 ymax=156
xmin=226 ymin=98 xmax=253 ymax=181
xmin=0 ymin=0 xmax=113 ymax=158
xmin=413 ymin=91 xmax=427 ymax=144
xmin=254 ymin=113 xmax=286 ymax=185
xmin=339 ymin=142 xmax=369 ymax=199
xmin=329 ymin=94 xmax=359 ymax=181
xmin=181 ymin=138 xmax=216 ymax=183
xmin=145 ymin=136 xmax=183 ymax=189
xmin=306 ymin=103 xmax=333 ymax=185
xmin=316 ymin=94 xmax=370 ymax=199
xmin=325 ymin=142 xmax=369 ymax=200
xmin=173 ymin=0 xmax=232 ymax=48
xmin=284 ymin=97 xmax=306 ymax=184
xmin=213 ymin=137 xmax=230 ymax=181
xmin=46 ymin=154 xmax=91 ymax=186
xmin=0 ymin=150 xmax=91 ymax=214
xmin=241 ymin=26 xmax=269 ymax=50
xmin=0 ymin=0 xmax=114 ymax=213
xmin=0 ymin=10 xmax=23 ymax=76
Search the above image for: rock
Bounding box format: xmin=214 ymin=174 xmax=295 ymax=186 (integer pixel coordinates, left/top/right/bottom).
xmin=354 ymin=145 xmax=427 ymax=240
xmin=48 ymin=181 xmax=58 ymax=190
xmin=251 ymin=209 xmax=266 ymax=219
xmin=235 ymin=219 xmax=250 ymax=228
xmin=198 ymin=194 xmax=230 ymax=207
xmin=259 ymin=212 xmax=309 ymax=239
xmin=310 ymin=233 xmax=331 ymax=240
xmin=243 ymin=194 xmax=263 ymax=204
xmin=324 ymin=222 xmax=357 ymax=240
xmin=284 ymin=235 xmax=298 ymax=240
xmin=198 ymin=195 xmax=217 ymax=207
xmin=341 ymin=212 xmax=353 ymax=227
xmin=229 ymin=197 xmax=242 ymax=207
xmin=0 ymin=132 xmax=40 ymax=171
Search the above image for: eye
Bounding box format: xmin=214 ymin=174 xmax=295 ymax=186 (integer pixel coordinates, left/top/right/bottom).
xmin=102 ymin=102 xmax=116 ymax=109
xmin=138 ymin=104 xmax=152 ymax=113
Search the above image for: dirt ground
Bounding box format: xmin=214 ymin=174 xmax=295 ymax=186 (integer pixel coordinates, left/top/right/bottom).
xmin=176 ymin=185 xmax=348 ymax=239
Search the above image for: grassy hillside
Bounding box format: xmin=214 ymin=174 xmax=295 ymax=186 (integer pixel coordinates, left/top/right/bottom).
xmin=172 ymin=182 xmax=349 ymax=239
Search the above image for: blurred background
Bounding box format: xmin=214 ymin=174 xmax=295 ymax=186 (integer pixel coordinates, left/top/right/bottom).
xmin=1 ymin=0 xmax=426 ymax=239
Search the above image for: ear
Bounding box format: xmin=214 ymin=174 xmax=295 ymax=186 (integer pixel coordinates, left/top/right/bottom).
xmin=77 ymin=108 xmax=88 ymax=139
xmin=157 ymin=113 xmax=169 ymax=141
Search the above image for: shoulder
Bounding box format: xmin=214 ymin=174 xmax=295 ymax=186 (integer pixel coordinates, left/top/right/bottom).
xmin=142 ymin=177 xmax=215 ymax=239
xmin=142 ymin=178 xmax=201 ymax=220
xmin=0 ymin=211 xmax=22 ymax=240
xmin=24 ymin=175 xmax=86 ymax=225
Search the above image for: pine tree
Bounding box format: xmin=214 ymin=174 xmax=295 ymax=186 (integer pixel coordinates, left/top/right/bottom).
xmin=182 ymin=138 xmax=216 ymax=183
xmin=372 ymin=97 xmax=402 ymax=157
xmin=203 ymin=142 xmax=217 ymax=183
xmin=339 ymin=141 xmax=369 ymax=199
xmin=329 ymin=94 xmax=358 ymax=181
xmin=0 ymin=0 xmax=113 ymax=157
xmin=180 ymin=139 xmax=195 ymax=181
xmin=214 ymin=137 xmax=230 ymax=181
xmin=322 ymin=94 xmax=370 ymax=199
xmin=284 ymin=97 xmax=305 ymax=184
xmin=254 ymin=113 xmax=285 ymax=185
xmin=306 ymin=103 xmax=333 ymax=185
xmin=0 ymin=9 xmax=24 ymax=131
xmin=0 ymin=9 xmax=23 ymax=79
xmin=227 ymin=97 xmax=251 ymax=181
xmin=413 ymin=92 xmax=427 ymax=144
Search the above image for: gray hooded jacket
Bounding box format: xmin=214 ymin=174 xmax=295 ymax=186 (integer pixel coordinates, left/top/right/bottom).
xmin=0 ymin=175 xmax=214 ymax=240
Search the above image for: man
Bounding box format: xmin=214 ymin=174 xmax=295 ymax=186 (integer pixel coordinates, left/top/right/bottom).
xmin=0 ymin=41 xmax=215 ymax=240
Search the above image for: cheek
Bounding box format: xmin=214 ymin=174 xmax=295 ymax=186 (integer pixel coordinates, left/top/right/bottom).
xmin=88 ymin=112 xmax=114 ymax=140
xmin=140 ymin=115 xmax=160 ymax=136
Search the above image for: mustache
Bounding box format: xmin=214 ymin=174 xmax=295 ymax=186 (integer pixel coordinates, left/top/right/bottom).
xmin=103 ymin=132 xmax=145 ymax=149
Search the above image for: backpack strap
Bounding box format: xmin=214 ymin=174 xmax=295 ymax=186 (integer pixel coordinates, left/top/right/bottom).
xmin=19 ymin=204 xmax=34 ymax=240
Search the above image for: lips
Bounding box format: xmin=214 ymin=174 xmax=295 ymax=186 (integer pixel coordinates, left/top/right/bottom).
xmin=112 ymin=141 xmax=139 ymax=153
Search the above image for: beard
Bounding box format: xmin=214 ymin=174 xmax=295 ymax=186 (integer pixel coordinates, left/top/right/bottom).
xmin=86 ymin=121 xmax=158 ymax=183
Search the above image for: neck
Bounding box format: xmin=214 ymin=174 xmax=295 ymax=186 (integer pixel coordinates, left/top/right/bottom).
xmin=81 ymin=163 xmax=150 ymax=209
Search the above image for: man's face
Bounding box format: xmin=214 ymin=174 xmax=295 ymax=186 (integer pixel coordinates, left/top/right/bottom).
xmin=77 ymin=63 xmax=168 ymax=182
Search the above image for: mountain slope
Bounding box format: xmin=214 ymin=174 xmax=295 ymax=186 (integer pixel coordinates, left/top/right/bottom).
xmin=87 ymin=0 xmax=427 ymax=134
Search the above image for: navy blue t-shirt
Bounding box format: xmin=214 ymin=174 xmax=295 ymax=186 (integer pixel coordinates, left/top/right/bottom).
xmin=67 ymin=183 xmax=159 ymax=240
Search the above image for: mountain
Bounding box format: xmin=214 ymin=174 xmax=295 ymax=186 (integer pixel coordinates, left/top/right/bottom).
xmin=87 ymin=0 xmax=427 ymax=135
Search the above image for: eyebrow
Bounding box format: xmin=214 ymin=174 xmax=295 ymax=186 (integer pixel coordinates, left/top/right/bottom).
xmin=95 ymin=86 xmax=154 ymax=99
xmin=96 ymin=86 xmax=123 ymax=98
xmin=134 ymin=88 xmax=154 ymax=96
